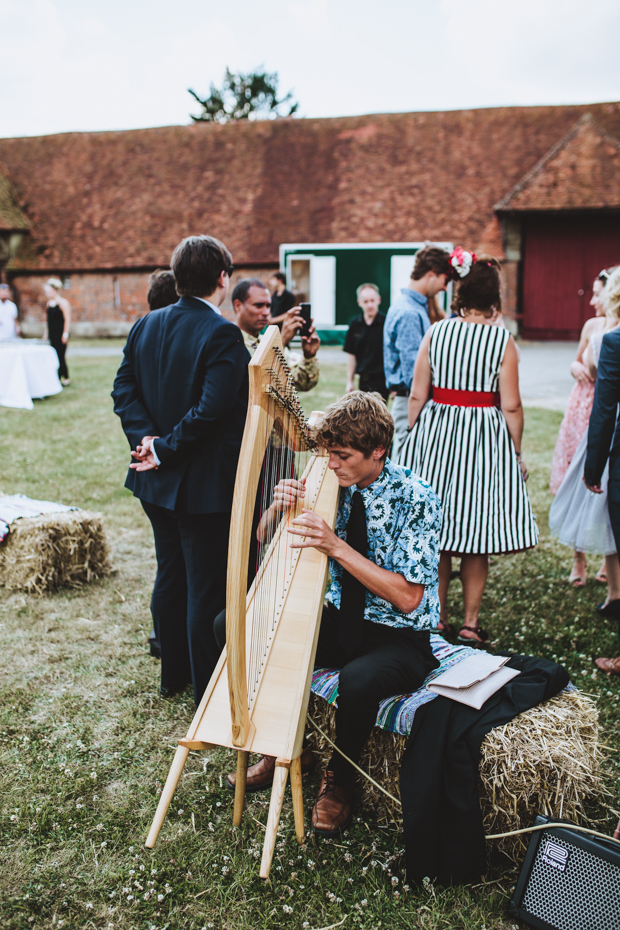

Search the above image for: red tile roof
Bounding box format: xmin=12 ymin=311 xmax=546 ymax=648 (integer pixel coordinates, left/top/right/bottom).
xmin=1 ymin=102 xmax=619 ymax=271
xmin=0 ymin=165 xmax=30 ymax=232
xmin=496 ymin=114 xmax=620 ymax=212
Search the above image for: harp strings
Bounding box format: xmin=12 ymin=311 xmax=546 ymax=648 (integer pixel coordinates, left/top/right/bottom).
xmin=247 ymin=346 xmax=314 ymax=705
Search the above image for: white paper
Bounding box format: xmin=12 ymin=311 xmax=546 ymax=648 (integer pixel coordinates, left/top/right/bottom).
xmin=426 ymin=654 xmax=521 ymax=709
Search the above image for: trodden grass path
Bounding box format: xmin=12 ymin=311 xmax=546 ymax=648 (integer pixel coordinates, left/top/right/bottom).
xmin=0 ymin=355 xmax=618 ymax=930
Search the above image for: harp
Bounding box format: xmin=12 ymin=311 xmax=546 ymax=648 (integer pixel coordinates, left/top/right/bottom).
xmin=145 ymin=326 xmax=339 ymax=877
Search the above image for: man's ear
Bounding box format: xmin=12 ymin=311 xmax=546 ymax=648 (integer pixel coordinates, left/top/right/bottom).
xmin=372 ymin=445 xmax=386 ymax=460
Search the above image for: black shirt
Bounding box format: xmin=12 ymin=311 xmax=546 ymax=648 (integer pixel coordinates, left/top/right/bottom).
xmin=343 ymin=312 xmax=386 ymax=379
xmin=270 ymin=288 xmax=296 ymax=318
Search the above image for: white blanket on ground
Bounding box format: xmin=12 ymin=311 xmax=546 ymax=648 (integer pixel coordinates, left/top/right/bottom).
xmin=0 ymin=494 xmax=76 ymax=542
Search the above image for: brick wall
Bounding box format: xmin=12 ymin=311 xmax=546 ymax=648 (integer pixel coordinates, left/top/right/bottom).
xmin=8 ymin=265 xmax=278 ymax=336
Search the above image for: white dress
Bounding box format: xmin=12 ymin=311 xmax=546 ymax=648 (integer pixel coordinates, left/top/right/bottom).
xmin=396 ymin=318 xmax=538 ymax=554
xmin=548 ymin=331 xmax=616 ymax=555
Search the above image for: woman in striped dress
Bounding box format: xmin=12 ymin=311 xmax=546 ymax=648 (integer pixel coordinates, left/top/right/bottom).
xmin=396 ymin=254 xmax=537 ymax=644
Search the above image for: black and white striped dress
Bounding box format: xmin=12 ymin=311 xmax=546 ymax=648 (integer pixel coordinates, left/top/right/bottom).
xmin=396 ymin=318 xmax=538 ymax=554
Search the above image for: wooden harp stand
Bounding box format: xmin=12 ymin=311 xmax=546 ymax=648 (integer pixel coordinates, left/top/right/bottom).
xmin=145 ymin=327 xmax=339 ymax=878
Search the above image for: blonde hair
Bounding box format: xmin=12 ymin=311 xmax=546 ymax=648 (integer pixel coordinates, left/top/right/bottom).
xmin=603 ymin=266 xmax=620 ymax=324
xmin=315 ymin=391 xmax=394 ymax=457
xmin=46 ymin=277 xmax=63 ymax=291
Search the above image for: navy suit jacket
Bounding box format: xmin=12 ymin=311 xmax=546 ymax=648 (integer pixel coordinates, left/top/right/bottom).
xmin=112 ymin=296 xmax=249 ymax=513
xmin=584 ymin=327 xmax=620 ymax=487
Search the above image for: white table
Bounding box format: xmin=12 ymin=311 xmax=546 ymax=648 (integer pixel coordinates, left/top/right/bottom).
xmin=0 ymin=342 xmax=62 ymax=409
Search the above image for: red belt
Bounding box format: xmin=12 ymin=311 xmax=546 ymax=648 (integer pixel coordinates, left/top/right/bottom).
xmin=433 ymin=387 xmax=499 ymax=407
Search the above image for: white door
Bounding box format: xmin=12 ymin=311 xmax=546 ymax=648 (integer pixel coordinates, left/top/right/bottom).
xmin=310 ymin=256 xmax=336 ymax=326
xmin=390 ymin=255 xmax=416 ymax=306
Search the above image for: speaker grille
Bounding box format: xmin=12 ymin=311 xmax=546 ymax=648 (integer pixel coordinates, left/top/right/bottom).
xmin=522 ymin=834 xmax=620 ymax=930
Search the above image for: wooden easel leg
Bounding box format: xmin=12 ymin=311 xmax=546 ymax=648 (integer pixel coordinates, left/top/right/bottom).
xmin=145 ymin=745 xmax=189 ymax=848
xmin=290 ymin=756 xmax=305 ymax=845
xmin=259 ymin=760 xmax=289 ymax=879
xmin=233 ymin=750 xmax=249 ymax=827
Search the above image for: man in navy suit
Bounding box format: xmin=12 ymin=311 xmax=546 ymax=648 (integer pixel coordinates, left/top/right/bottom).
xmin=112 ymin=235 xmax=249 ymax=702
xmin=584 ymin=326 xmax=620 ymax=675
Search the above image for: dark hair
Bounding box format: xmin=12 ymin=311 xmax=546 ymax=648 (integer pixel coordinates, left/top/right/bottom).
xmin=147 ymin=269 xmax=178 ymax=311
xmin=412 ymin=247 xmax=453 ymax=281
xmin=170 ymin=235 xmax=232 ymax=297
xmin=315 ymin=391 xmax=394 ymax=458
xmin=232 ymin=277 xmax=270 ymax=305
xmin=451 ymin=256 xmax=502 ymax=317
xmin=270 ymin=271 xmax=287 ymax=285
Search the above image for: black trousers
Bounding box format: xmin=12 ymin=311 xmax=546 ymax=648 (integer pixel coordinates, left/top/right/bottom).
xmin=213 ymin=601 xmax=438 ymax=783
xmin=141 ymin=500 xmax=230 ymax=704
xmin=358 ymin=374 xmax=389 ymax=401
xmin=49 ymin=336 xmax=68 ymax=380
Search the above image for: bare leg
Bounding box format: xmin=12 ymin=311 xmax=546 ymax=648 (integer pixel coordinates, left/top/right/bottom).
xmin=438 ymin=553 xmax=452 ymax=630
xmin=459 ymin=554 xmax=489 ymax=638
xmin=603 ymin=554 xmax=620 ymax=603
xmin=569 ymin=550 xmax=587 ymax=586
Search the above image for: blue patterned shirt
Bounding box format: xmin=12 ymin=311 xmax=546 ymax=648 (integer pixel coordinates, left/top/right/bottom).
xmin=383 ymin=288 xmax=430 ymax=390
xmin=326 ymin=459 xmax=441 ymax=630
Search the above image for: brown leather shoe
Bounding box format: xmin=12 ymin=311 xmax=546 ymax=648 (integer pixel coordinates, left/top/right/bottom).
xmin=226 ymin=745 xmax=315 ymax=792
xmin=311 ymin=770 xmax=353 ymax=837
xmin=595 ymin=656 xmax=620 ymax=675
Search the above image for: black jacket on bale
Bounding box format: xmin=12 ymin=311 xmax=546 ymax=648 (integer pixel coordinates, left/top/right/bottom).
xmin=400 ymin=654 xmax=569 ymax=886
xmin=112 ymin=295 xmax=249 ymax=513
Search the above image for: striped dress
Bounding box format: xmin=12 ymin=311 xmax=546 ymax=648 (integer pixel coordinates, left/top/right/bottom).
xmin=396 ymin=318 xmax=538 ymax=554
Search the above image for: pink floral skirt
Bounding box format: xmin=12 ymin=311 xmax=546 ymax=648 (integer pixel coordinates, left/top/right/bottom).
xmin=550 ymin=380 xmax=595 ymax=494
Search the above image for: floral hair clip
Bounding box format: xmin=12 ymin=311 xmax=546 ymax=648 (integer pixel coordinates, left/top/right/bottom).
xmin=450 ymin=247 xmax=477 ymax=278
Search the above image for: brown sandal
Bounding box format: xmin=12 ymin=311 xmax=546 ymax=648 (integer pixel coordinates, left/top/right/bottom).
xmin=458 ymin=625 xmax=489 ymax=645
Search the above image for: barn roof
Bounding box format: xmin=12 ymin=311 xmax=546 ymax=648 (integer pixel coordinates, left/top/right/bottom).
xmin=1 ymin=102 xmax=619 ymax=272
xmin=0 ymin=165 xmax=30 ymax=233
xmin=495 ymin=114 xmax=620 ymax=212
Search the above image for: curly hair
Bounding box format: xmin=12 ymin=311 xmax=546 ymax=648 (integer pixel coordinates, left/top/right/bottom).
xmin=603 ymin=265 xmax=620 ymax=323
xmin=451 ymin=255 xmax=502 ymax=317
xmin=315 ymin=391 xmax=394 ymax=458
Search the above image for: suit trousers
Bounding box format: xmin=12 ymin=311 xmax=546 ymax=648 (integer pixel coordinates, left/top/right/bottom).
xmin=607 ymin=455 xmax=620 ymax=643
xmin=315 ymin=602 xmax=439 ymax=784
xmin=141 ymin=501 xmax=230 ymax=704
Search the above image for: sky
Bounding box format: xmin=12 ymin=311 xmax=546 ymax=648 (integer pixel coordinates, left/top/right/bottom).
xmin=2 ymin=0 xmax=620 ymax=138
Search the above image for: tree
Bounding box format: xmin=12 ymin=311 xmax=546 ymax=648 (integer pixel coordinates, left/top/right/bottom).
xmin=188 ymin=67 xmax=299 ymax=124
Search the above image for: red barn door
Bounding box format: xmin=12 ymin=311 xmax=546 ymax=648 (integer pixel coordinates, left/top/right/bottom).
xmin=522 ymin=213 xmax=620 ymax=340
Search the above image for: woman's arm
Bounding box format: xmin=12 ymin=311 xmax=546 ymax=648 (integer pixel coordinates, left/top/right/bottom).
xmin=407 ymin=329 xmax=432 ymax=428
xmin=498 ymin=337 xmax=526 ymax=475
xmin=571 ymin=318 xmax=597 ymax=383
xmin=61 ymin=298 xmax=71 ymax=344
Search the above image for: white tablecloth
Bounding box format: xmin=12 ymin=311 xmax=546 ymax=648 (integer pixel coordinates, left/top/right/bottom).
xmin=0 ymin=342 xmax=62 ymax=409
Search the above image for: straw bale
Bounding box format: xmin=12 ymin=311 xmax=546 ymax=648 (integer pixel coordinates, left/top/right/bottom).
xmin=307 ymin=689 xmax=600 ymax=864
xmin=0 ymin=510 xmax=113 ymax=594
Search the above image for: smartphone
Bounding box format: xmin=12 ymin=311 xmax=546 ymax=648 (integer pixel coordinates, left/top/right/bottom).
xmin=299 ymin=303 xmax=312 ymax=338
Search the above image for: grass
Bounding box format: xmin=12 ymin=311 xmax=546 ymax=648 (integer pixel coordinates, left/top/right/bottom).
xmin=0 ymin=358 xmax=619 ymax=930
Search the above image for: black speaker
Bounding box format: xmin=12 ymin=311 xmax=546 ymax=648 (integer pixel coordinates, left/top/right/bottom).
xmin=508 ymin=816 xmax=620 ymax=930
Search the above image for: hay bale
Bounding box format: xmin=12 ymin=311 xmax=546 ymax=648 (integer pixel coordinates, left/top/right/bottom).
xmin=307 ymin=689 xmax=601 ymax=863
xmin=0 ymin=510 xmax=113 ymax=594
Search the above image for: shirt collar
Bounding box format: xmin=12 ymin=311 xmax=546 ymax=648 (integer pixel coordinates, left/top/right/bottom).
xmin=241 ymin=328 xmax=260 ymax=351
xmin=350 ymin=458 xmax=394 ymax=503
xmin=195 ymin=296 xmax=221 ymax=315
xmin=401 ymin=288 xmax=428 ymax=310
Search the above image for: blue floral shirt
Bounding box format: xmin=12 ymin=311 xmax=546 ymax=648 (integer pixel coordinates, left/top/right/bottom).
xmin=326 ymin=459 xmax=441 ymax=630
xmin=383 ymin=288 xmax=430 ymax=390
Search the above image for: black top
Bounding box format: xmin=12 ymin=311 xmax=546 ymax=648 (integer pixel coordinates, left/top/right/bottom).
xmin=343 ymin=312 xmax=386 ymax=378
xmin=112 ymin=296 xmax=249 ymax=514
xmin=270 ymin=288 xmax=296 ymax=318
xmin=47 ymin=303 xmax=65 ymax=339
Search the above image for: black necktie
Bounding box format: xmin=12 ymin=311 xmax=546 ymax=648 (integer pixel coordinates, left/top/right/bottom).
xmin=338 ymin=491 xmax=368 ymax=661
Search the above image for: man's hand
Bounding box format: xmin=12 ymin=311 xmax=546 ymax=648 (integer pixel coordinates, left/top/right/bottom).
xmin=301 ymin=325 xmax=320 ymax=359
xmin=583 ymin=476 xmax=603 ymax=493
xmin=272 ymin=478 xmax=306 ymax=512
xmin=130 ymin=435 xmax=160 ymax=471
xmin=280 ymin=307 xmax=304 ymax=348
xmin=287 ymin=509 xmax=342 ymax=557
